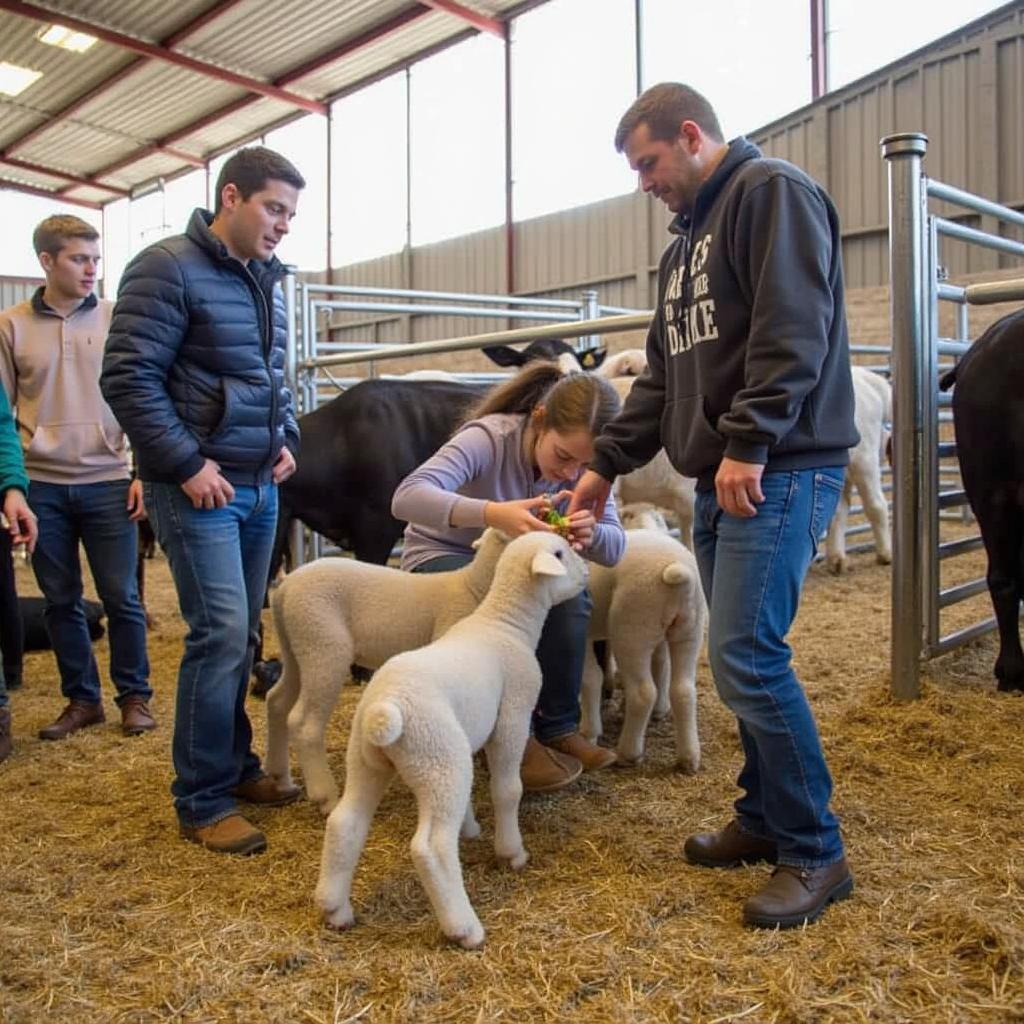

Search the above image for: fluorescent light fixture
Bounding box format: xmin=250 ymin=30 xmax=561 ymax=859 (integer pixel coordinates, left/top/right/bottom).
xmin=0 ymin=62 xmax=43 ymax=97
xmin=37 ymin=24 xmax=98 ymax=53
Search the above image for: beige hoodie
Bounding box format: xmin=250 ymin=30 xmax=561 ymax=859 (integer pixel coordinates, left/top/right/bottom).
xmin=0 ymin=291 xmax=129 ymax=484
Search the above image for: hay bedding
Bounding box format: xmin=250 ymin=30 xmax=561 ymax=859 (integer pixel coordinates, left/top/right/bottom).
xmin=1 ymin=537 xmax=1022 ymax=1024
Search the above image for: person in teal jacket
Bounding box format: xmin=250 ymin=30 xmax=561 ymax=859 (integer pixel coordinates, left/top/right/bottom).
xmin=0 ymin=385 xmax=37 ymax=763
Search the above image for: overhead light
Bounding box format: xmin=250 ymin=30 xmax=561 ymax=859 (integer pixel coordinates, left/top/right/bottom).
xmin=0 ymin=62 xmax=42 ymax=97
xmin=37 ymin=24 xmax=98 ymax=53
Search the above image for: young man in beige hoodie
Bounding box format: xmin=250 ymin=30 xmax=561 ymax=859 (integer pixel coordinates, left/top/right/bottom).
xmin=0 ymin=215 xmax=154 ymax=740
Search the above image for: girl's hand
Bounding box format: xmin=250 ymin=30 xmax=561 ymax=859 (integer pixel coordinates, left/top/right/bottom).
xmin=545 ymin=490 xmax=595 ymax=551
xmin=483 ymin=497 xmax=556 ymax=537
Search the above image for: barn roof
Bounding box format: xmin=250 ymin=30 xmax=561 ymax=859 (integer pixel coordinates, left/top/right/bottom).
xmin=0 ymin=0 xmax=545 ymax=209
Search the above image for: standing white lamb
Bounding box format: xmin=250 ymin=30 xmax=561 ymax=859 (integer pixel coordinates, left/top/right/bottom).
xmin=580 ymin=514 xmax=706 ymax=771
xmin=315 ymin=530 xmax=588 ymax=950
xmin=825 ymin=365 xmax=893 ymax=574
xmin=265 ymin=529 xmax=508 ymax=814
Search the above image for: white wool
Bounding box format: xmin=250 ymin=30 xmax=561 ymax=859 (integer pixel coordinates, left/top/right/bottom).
xmin=581 ymin=527 xmax=706 ymax=772
xmin=315 ymin=531 xmax=588 ymax=950
xmin=825 ymin=366 xmax=893 ymax=574
xmin=264 ymin=528 xmax=509 ymax=814
xmin=596 ymin=348 xmax=648 ymax=378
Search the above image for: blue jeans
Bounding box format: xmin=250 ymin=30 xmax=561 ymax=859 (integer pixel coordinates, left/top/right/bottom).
xmin=145 ymin=481 xmax=278 ymax=828
xmin=28 ymin=480 xmax=151 ymax=706
xmin=693 ymin=468 xmax=845 ymax=868
xmin=414 ymin=553 xmax=591 ymax=741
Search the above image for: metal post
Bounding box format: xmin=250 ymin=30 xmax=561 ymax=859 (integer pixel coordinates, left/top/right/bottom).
xmin=923 ymin=216 xmax=940 ymax=653
xmin=882 ymin=131 xmax=928 ymax=700
xmin=580 ymin=289 xmax=600 ymax=352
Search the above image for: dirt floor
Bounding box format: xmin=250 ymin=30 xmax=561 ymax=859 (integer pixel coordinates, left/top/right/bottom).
xmin=1 ymin=529 xmax=1022 ymax=1024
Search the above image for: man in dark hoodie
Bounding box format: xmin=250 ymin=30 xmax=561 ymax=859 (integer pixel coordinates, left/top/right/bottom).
xmin=102 ymin=147 xmax=304 ymax=856
xmin=569 ymin=83 xmax=858 ymax=929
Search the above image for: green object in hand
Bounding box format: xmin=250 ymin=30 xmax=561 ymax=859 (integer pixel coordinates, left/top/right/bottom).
xmin=544 ymin=508 xmax=572 ymax=536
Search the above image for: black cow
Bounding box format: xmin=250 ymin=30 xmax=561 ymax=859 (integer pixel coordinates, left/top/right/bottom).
xmin=941 ymin=308 xmax=1024 ymax=692
xmin=21 ymin=597 xmax=105 ymax=649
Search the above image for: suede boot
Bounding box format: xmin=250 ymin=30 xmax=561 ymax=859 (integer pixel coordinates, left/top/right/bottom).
xmin=180 ymin=814 xmax=267 ymax=855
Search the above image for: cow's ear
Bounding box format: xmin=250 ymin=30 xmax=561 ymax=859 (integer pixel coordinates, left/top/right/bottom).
xmin=584 ymin=347 xmax=608 ymax=370
xmin=482 ymin=345 xmax=524 ymax=368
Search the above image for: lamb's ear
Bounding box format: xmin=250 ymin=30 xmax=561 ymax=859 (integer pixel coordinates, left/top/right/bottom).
xmin=531 ymin=550 xmax=567 ymax=578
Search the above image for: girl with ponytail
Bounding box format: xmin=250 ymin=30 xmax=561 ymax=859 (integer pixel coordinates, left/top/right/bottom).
xmin=391 ymin=360 xmax=625 ymax=791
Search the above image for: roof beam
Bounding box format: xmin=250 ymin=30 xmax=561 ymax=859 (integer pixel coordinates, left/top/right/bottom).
xmin=0 ymin=178 xmax=101 ymax=208
xmin=5 ymin=0 xmax=248 ymax=157
xmin=417 ymin=0 xmax=506 ymax=38
xmin=77 ymin=6 xmax=435 ymax=187
xmin=0 ymin=0 xmax=327 ymax=114
xmin=0 ymin=155 xmax=129 ymax=195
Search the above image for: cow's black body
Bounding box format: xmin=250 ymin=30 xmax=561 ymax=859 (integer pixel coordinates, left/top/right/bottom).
xmin=942 ymin=308 xmax=1024 ymax=691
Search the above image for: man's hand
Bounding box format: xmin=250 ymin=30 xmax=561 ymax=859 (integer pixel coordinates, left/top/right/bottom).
xmin=566 ymin=470 xmax=613 ymax=521
xmin=126 ymin=478 xmax=146 ymax=521
xmin=182 ymin=459 xmax=236 ymax=510
xmin=715 ymin=457 xmax=765 ymax=517
xmin=3 ymin=489 xmax=37 ymax=553
xmin=272 ymin=446 xmax=297 ymax=484
xmin=483 ymin=496 xmax=557 ymax=537
xmin=545 ymin=489 xmax=595 ymax=551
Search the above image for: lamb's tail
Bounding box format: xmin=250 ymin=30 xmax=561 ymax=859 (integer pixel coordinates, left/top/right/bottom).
xmin=662 ymin=562 xmax=690 ymax=586
xmin=363 ymin=700 xmax=404 ymax=747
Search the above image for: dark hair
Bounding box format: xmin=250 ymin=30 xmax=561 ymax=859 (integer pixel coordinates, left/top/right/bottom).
xmin=614 ymin=82 xmax=724 ymax=152
xmin=213 ymin=146 xmax=306 ymax=213
xmin=32 ymin=214 xmax=99 ymax=257
xmin=465 ymin=361 xmax=621 ymax=434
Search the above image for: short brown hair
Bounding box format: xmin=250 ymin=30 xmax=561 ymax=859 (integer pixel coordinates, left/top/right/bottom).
xmin=214 ymin=146 xmax=306 ymax=213
xmin=614 ymin=82 xmax=724 ymax=152
xmin=32 ymin=215 xmax=99 ymax=257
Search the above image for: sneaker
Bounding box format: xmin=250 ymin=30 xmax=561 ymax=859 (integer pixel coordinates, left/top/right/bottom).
xmin=520 ymin=736 xmax=582 ymax=792
xmin=180 ymin=814 xmax=267 ymax=855
xmin=0 ymin=706 xmax=11 ymax=764
xmin=543 ymin=731 xmax=618 ymax=771
xmin=39 ymin=700 xmax=105 ymax=741
xmin=742 ymin=858 xmax=854 ymax=928
xmin=233 ymin=773 xmax=301 ymax=807
xmin=120 ymin=696 xmax=157 ymax=736
xmin=683 ymin=818 xmax=779 ymax=868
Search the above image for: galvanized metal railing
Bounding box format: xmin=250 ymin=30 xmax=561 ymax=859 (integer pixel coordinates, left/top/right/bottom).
xmin=882 ymin=131 xmax=1024 ymax=699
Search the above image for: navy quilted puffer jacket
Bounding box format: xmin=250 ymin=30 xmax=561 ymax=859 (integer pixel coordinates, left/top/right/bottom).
xmin=101 ymin=208 xmax=300 ymax=487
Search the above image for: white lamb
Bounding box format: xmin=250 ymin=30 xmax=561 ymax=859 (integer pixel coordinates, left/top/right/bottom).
xmin=608 ymin=375 xmax=697 ymax=549
xmin=315 ymin=530 xmax=588 ymax=950
xmin=597 ymin=348 xmax=648 ymax=378
xmin=580 ymin=509 xmax=706 ymax=771
xmin=825 ymin=365 xmax=893 ymax=574
xmin=265 ymin=529 xmax=508 ymax=814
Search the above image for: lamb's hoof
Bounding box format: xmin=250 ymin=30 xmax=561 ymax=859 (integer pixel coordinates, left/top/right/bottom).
xmin=308 ymin=790 xmax=339 ymax=817
xmin=651 ymin=708 xmax=669 ymax=722
xmin=321 ymin=905 xmax=355 ymax=931
xmin=674 ymin=754 xmax=700 ymax=775
xmin=448 ymin=921 xmax=485 ymax=949
xmin=826 ymin=557 xmax=848 ymax=576
xmin=876 ymin=552 xmax=893 ymax=565
xmin=461 ymin=818 xmax=482 ymax=840
xmin=250 ymin=659 xmax=283 ymax=698
xmin=614 ymin=751 xmax=643 ymax=768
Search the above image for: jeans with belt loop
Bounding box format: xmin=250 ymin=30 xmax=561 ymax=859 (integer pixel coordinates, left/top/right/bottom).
xmin=693 ymin=467 xmax=846 ymax=868
xmin=144 ymin=481 xmax=277 ymax=828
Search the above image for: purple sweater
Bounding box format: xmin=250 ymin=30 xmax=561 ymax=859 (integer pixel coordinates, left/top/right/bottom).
xmin=392 ymin=413 xmax=625 ymax=571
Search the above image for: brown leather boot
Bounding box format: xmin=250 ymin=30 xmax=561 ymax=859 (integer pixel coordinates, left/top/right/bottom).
xmin=520 ymin=736 xmax=582 ymax=792
xmin=233 ymin=773 xmax=301 ymax=806
xmin=742 ymin=858 xmax=854 ymax=928
xmin=683 ymin=819 xmax=778 ymax=868
xmin=180 ymin=814 xmax=267 ymax=855
xmin=120 ymin=696 xmax=157 ymax=736
xmin=38 ymin=700 xmax=105 ymax=740
xmin=543 ymin=731 xmax=618 ymax=771
xmin=0 ymin=706 xmax=11 ymax=764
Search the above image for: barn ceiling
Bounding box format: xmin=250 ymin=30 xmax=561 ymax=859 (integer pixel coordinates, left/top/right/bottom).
xmin=0 ymin=0 xmax=545 ymax=209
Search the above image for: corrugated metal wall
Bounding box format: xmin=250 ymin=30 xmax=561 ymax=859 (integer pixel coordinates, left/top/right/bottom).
xmin=0 ymin=278 xmax=42 ymax=309
xmin=315 ymin=3 xmax=1024 ymax=350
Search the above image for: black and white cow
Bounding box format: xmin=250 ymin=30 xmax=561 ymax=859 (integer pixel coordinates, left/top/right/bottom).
xmin=941 ymin=308 xmax=1024 ymax=692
